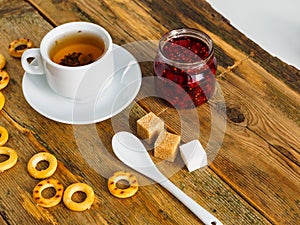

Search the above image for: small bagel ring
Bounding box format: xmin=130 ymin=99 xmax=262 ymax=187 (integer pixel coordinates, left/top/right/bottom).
xmin=0 ymin=70 xmax=9 ymax=90
xmin=33 ymin=178 xmax=64 ymax=208
xmin=108 ymin=171 xmax=138 ymax=198
xmin=0 ymin=126 xmax=9 ymax=146
xmin=63 ymin=183 xmax=94 ymax=211
xmin=8 ymin=38 xmax=34 ymax=58
xmin=0 ymin=54 xmax=6 ymax=69
xmin=0 ymin=147 xmax=18 ymax=172
xmin=0 ymin=92 xmax=5 ymax=111
xmin=27 ymin=152 xmax=58 ymax=179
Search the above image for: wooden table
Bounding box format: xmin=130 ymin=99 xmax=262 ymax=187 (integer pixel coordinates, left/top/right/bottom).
xmin=0 ymin=0 xmax=299 ymax=224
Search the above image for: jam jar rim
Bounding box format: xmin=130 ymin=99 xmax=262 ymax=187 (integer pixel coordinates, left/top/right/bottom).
xmin=158 ymin=28 xmax=215 ymax=68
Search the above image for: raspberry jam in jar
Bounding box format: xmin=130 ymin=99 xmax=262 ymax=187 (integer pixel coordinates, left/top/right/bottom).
xmin=154 ymin=28 xmax=217 ymax=108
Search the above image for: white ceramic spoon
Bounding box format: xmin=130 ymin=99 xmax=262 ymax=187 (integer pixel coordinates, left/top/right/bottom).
xmin=112 ymin=131 xmax=223 ymax=225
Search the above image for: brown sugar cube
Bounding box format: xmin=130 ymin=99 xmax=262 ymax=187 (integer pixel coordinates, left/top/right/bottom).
xmin=137 ymin=112 xmax=164 ymax=144
xmin=154 ymin=131 xmax=181 ymax=162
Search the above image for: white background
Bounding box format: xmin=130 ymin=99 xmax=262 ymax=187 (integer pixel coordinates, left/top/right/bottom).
xmin=206 ymin=0 xmax=300 ymax=69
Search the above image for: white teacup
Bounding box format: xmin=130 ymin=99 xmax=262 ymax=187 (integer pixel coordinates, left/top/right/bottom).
xmin=21 ymin=21 xmax=114 ymax=101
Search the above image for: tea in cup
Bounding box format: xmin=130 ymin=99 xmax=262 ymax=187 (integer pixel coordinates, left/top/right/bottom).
xmin=21 ymin=21 xmax=114 ymax=101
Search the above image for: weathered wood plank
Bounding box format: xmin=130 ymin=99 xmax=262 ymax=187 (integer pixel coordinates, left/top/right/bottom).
xmin=1 ymin=0 xmax=299 ymax=225
xmin=141 ymin=69 xmax=300 ymax=224
xmin=141 ymin=22 xmax=300 ymax=225
xmin=119 ymin=2 xmax=300 ymax=223
xmin=0 ymin=216 xmax=7 ymax=225
xmin=119 ymin=12 xmax=300 ymax=223
xmin=0 ymin=1 xmax=271 ymax=224
xmin=60 ymin=108 xmax=273 ymax=225
xmin=154 ymin=0 xmax=300 ymax=93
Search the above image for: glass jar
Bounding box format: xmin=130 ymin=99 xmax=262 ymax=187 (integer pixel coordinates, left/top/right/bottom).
xmin=154 ymin=28 xmax=217 ymax=109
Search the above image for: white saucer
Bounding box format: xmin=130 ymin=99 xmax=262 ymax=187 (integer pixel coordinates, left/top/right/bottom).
xmin=22 ymin=44 xmax=142 ymax=124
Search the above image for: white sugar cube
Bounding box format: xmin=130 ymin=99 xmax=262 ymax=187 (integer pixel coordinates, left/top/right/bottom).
xmin=179 ymin=140 xmax=208 ymax=172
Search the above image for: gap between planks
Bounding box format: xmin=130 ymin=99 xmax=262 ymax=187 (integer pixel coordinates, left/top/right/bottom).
xmin=216 ymin=51 xmax=255 ymax=80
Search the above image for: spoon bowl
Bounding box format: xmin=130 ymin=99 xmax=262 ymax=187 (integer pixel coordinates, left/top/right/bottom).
xmin=112 ymin=131 xmax=223 ymax=225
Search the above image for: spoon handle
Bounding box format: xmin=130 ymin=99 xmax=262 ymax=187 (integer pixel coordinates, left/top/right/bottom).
xmin=160 ymin=180 xmax=223 ymax=225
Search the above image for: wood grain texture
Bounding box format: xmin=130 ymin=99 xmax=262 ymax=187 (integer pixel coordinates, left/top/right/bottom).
xmin=0 ymin=0 xmax=299 ymax=224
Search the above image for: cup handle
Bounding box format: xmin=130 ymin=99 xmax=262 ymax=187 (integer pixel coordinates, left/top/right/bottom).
xmin=21 ymin=48 xmax=44 ymax=75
